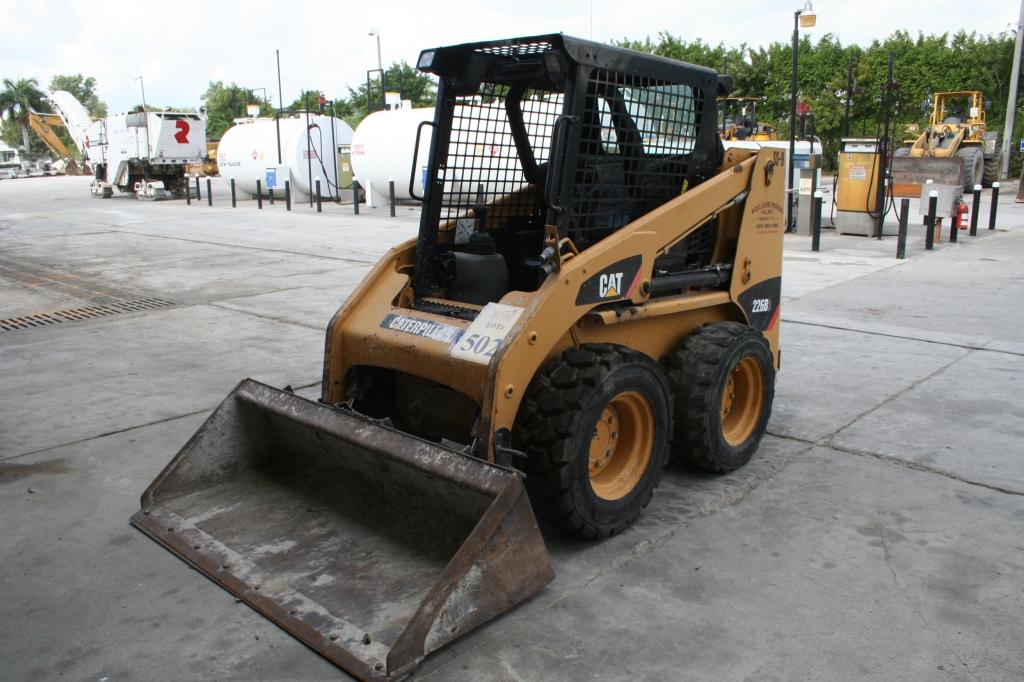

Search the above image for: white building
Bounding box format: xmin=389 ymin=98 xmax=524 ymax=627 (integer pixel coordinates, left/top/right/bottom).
xmin=0 ymin=139 xmax=21 ymax=167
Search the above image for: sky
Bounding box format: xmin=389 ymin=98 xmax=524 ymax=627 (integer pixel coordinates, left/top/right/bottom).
xmin=1 ymin=0 xmax=1019 ymax=113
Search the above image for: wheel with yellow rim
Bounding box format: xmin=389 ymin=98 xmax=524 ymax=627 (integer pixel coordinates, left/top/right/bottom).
xmin=668 ymin=322 xmax=774 ymax=473
xmin=516 ymin=344 xmax=671 ymax=539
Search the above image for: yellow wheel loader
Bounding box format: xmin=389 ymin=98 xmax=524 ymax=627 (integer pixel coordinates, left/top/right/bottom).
xmin=719 ymin=96 xmax=778 ymax=142
xmin=891 ymin=91 xmax=1000 ymax=197
xmin=133 ymin=34 xmax=785 ymax=681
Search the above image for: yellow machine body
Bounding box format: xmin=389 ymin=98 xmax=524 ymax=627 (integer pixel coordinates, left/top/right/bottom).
xmin=132 ymin=34 xmax=787 ymax=682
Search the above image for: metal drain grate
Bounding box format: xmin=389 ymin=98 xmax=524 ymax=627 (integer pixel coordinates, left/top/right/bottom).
xmin=0 ymin=298 xmax=175 ymax=332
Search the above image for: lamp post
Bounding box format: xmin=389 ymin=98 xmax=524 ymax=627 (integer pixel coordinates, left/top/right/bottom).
xmin=368 ymin=30 xmax=386 ymax=111
xmin=368 ymin=30 xmax=383 ymax=72
xmin=788 ymin=1 xmax=816 ymax=232
xmin=134 ymin=76 xmax=147 ymax=112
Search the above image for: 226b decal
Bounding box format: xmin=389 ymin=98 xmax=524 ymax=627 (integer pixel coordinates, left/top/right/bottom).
xmin=737 ymin=277 xmax=781 ymax=331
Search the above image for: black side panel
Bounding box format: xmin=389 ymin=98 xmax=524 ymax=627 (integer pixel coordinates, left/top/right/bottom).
xmin=736 ymin=277 xmax=782 ymax=331
xmin=575 ymin=254 xmax=643 ymax=305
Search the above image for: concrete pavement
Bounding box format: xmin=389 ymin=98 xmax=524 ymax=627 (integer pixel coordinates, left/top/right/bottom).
xmin=1 ymin=175 xmax=1022 ymax=680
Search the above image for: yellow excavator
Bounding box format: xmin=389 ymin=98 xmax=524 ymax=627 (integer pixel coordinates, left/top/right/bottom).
xmin=27 ymin=111 xmax=86 ymax=175
xmin=133 ymin=34 xmax=786 ymax=681
xmin=891 ymin=91 xmax=1000 ymax=197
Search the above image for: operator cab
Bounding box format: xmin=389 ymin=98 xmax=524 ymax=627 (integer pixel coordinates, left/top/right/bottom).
xmin=412 ymin=34 xmax=728 ymax=311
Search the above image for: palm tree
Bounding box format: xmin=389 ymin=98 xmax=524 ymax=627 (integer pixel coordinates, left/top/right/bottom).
xmin=0 ymin=78 xmax=49 ymax=152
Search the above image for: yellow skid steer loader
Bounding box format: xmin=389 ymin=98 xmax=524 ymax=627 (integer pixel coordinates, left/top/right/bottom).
xmin=133 ymin=34 xmax=786 ymax=681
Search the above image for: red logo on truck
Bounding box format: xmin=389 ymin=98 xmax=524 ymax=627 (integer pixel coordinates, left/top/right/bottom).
xmin=174 ymin=120 xmax=190 ymax=143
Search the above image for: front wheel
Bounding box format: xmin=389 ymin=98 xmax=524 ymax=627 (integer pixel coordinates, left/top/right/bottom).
xmin=982 ymin=152 xmax=1000 ymax=187
xmin=668 ymin=322 xmax=775 ymax=473
xmin=516 ymin=344 xmax=671 ymax=539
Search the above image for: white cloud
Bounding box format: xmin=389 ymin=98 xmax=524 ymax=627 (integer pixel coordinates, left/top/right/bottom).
xmin=0 ymin=0 xmax=1015 ymax=113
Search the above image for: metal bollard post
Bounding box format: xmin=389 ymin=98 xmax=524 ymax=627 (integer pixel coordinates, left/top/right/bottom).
xmin=285 ymin=180 xmax=291 ymax=211
xmin=389 ymin=178 xmax=396 ymax=217
xmin=811 ymin=191 xmax=823 ymax=252
xmin=256 ymin=179 xmax=263 ymax=209
xmin=969 ymin=184 xmax=981 ymax=236
xmin=185 ymin=181 xmax=191 ymax=205
xmin=925 ymin=190 xmax=938 ymax=250
xmin=206 ymin=178 xmax=212 ymax=207
xmin=269 ymin=187 xmax=275 ymax=206
xmin=949 ymin=204 xmax=958 ymax=243
xmin=896 ymin=198 xmax=909 ymax=259
xmin=230 ymin=178 xmax=236 ymax=208
xmin=194 ymin=176 xmax=201 ymax=201
xmin=353 ymin=180 xmax=360 ymax=215
xmin=316 ymin=179 xmax=322 ymax=213
xmin=988 ymin=182 xmax=999 ymax=230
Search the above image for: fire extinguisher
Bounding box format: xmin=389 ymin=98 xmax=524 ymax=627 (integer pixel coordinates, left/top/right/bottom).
xmin=955 ymin=201 xmax=969 ymax=230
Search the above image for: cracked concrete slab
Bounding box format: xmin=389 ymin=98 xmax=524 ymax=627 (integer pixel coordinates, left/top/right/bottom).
xmin=785 ymin=230 xmax=1024 ymax=349
xmin=0 ymin=414 xmax=341 ymax=681
xmin=212 ymin=282 xmax=370 ymax=330
xmin=832 ymin=350 xmax=1024 ymax=494
xmin=419 ymin=450 xmax=1024 ymax=681
xmin=772 ymin=321 xmax=968 ymax=442
xmin=0 ymin=304 xmax=321 ymax=459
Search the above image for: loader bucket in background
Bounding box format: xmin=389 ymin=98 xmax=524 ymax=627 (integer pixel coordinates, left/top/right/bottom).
xmin=131 ymin=379 xmax=554 ymax=681
xmin=890 ymin=155 xmax=964 ymax=197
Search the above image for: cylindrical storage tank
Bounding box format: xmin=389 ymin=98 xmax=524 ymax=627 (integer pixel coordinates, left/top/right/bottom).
xmin=351 ymin=108 xmax=434 ymax=205
xmin=351 ymin=100 xmax=561 ymax=207
xmin=217 ymin=115 xmax=354 ymax=198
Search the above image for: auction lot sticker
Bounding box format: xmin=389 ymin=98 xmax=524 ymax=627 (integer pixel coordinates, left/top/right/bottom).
xmin=449 ymin=303 xmax=524 ymax=365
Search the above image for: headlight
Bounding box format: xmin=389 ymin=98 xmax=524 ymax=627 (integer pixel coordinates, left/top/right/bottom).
xmin=417 ymin=50 xmax=436 ymax=70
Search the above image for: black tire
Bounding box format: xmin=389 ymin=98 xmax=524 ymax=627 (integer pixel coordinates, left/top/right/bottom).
xmin=956 ymin=147 xmax=984 ymax=191
xmin=982 ymin=152 xmax=1000 ymax=187
xmin=668 ymin=322 xmax=775 ymax=473
xmin=516 ymin=344 xmax=671 ymax=539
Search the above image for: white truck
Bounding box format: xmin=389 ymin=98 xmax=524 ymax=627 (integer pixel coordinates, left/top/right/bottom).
xmin=85 ymin=110 xmax=207 ymax=199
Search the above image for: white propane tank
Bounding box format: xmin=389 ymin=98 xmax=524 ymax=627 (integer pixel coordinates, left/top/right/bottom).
xmin=217 ymin=115 xmax=354 ymax=198
xmin=351 ymin=107 xmax=434 ymax=207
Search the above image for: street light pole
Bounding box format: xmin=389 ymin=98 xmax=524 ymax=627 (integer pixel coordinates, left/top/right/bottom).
xmin=844 ymin=58 xmax=854 ymax=137
xmin=369 ymin=30 xmax=383 ymax=71
xmin=788 ymin=11 xmax=799 ymax=232
xmin=787 ymin=2 xmax=816 ymax=232
xmin=1000 ymin=0 xmax=1024 ymax=178
xmin=134 ymin=76 xmax=147 ymax=112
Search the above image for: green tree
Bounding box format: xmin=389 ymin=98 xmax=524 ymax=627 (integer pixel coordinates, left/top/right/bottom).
xmin=616 ymin=30 xmax=1020 ymax=172
xmin=0 ymin=77 xmax=49 ymax=152
xmin=340 ymin=61 xmax=437 ymax=127
xmin=48 ymin=74 xmax=107 ymax=117
xmin=200 ymin=81 xmax=273 ymax=138
xmin=285 ymin=89 xmax=327 ymax=113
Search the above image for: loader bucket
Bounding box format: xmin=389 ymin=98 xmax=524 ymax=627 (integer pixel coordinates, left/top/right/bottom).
xmin=890 ymin=155 xmax=964 ymax=197
xmin=131 ymin=379 xmax=554 ymax=681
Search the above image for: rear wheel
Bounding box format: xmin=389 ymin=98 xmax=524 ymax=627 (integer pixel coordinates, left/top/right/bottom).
xmin=956 ymin=147 xmax=984 ymax=191
xmin=982 ymin=152 xmax=1000 ymax=187
xmin=517 ymin=344 xmax=671 ymax=539
xmin=668 ymin=322 xmax=775 ymax=473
